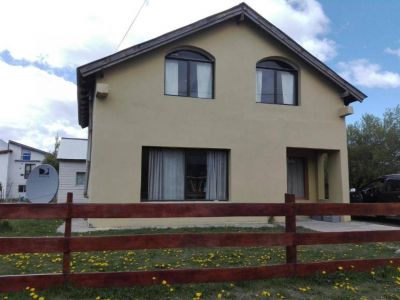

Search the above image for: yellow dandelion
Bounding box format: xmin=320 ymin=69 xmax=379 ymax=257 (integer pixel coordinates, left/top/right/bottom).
xmin=322 ymin=271 xmax=326 ymax=275
xmin=161 ymin=280 xmax=167 ymax=285
xmin=39 ymin=297 xmax=45 ymax=300
xmin=195 ymin=292 xmax=202 ymax=297
xmin=261 ymin=290 xmax=271 ymax=296
xmin=338 ymin=266 xmax=343 ymax=271
xmin=30 ymin=288 xmax=35 ymax=292
xmin=217 ymin=293 xmax=222 ymax=299
xmin=96 ymin=297 xmax=101 ymax=300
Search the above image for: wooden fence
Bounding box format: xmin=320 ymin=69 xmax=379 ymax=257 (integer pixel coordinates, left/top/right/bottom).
xmin=1 ymin=193 xmax=400 ymax=292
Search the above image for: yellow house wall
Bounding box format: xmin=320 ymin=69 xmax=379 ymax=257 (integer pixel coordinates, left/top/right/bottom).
xmin=87 ymin=20 xmax=350 ymax=228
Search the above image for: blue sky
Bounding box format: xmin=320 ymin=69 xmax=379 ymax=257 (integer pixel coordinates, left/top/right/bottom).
xmin=319 ymin=0 xmax=400 ymax=123
xmin=0 ymin=0 xmax=399 ymax=150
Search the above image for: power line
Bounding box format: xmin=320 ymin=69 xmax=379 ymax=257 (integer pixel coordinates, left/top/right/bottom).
xmin=116 ymin=0 xmax=148 ymax=51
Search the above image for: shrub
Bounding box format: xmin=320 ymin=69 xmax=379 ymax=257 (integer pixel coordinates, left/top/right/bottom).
xmin=0 ymin=220 xmax=12 ymax=232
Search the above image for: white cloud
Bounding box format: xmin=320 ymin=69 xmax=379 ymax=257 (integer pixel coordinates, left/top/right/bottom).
xmin=0 ymin=0 xmax=336 ymax=67
xmin=124 ymin=0 xmax=337 ymax=61
xmin=0 ymin=60 xmax=86 ymax=151
xmin=338 ymin=59 xmax=400 ymax=88
xmin=384 ymin=47 xmax=400 ymax=58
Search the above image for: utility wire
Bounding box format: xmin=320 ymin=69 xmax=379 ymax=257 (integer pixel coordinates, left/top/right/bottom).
xmin=116 ymin=0 xmax=148 ymax=51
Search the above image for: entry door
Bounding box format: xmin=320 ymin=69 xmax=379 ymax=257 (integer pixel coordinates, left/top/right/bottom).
xmin=287 ymin=157 xmax=306 ymax=199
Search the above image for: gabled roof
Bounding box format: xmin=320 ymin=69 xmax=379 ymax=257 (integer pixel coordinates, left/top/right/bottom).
xmin=9 ymin=140 xmax=50 ymax=155
xmin=57 ymin=138 xmax=88 ymax=160
xmin=77 ymin=2 xmax=367 ymax=128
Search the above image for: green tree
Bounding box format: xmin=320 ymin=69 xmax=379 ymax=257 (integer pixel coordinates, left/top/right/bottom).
xmin=42 ymin=134 xmax=60 ymax=172
xmin=347 ymin=105 xmax=400 ymax=188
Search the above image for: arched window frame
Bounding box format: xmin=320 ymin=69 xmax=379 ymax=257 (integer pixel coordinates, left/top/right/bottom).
xmin=256 ymin=58 xmax=298 ymax=105
xmin=164 ymin=47 xmax=215 ymax=99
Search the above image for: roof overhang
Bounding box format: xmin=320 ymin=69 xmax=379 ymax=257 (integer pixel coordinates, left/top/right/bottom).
xmin=77 ymin=2 xmax=367 ymax=128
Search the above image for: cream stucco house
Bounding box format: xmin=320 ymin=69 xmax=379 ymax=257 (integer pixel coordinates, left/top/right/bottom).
xmin=77 ymin=3 xmax=366 ymax=228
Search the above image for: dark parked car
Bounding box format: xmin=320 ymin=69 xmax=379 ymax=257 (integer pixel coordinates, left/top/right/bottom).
xmin=350 ymin=174 xmax=400 ymax=203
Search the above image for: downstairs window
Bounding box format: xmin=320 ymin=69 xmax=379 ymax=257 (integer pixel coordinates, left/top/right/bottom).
xmin=141 ymin=148 xmax=228 ymax=201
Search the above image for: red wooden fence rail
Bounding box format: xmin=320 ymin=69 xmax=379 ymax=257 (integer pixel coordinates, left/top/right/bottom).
xmin=1 ymin=193 xmax=400 ymax=292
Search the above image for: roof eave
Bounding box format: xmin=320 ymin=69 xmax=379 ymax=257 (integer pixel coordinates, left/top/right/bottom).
xmin=77 ymin=2 xmax=366 ymax=128
xmin=77 ymin=4 xmax=244 ymax=78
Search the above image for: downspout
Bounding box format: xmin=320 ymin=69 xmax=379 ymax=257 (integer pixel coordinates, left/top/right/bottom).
xmin=84 ymin=93 xmax=94 ymax=198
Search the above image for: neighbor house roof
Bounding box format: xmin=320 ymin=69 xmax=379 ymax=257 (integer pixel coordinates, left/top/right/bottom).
xmin=77 ymin=2 xmax=367 ymax=128
xmin=9 ymin=140 xmax=50 ymax=155
xmin=57 ymin=138 xmax=88 ymax=160
xmin=0 ymin=139 xmax=8 ymax=151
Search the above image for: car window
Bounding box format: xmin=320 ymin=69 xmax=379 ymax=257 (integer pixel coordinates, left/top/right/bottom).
xmin=386 ymin=179 xmax=400 ymax=192
xmin=363 ymin=179 xmax=385 ymax=192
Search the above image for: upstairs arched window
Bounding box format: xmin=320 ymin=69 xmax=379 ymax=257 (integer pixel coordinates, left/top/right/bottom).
xmin=165 ymin=49 xmax=214 ymax=99
xmin=256 ymin=59 xmax=297 ymax=105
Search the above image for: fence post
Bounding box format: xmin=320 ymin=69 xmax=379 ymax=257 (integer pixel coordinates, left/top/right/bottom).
xmin=63 ymin=192 xmax=73 ymax=284
xmin=285 ymin=193 xmax=297 ymax=275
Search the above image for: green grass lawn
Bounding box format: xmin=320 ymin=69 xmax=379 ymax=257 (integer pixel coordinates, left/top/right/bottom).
xmin=1 ymin=220 xmax=400 ymax=299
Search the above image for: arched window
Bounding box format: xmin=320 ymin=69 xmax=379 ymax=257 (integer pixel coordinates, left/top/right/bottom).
xmin=256 ymin=59 xmax=297 ymax=105
xmin=165 ymin=49 xmax=213 ymax=99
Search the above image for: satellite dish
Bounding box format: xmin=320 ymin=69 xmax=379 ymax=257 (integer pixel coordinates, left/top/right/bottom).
xmin=26 ymin=164 xmax=59 ymax=204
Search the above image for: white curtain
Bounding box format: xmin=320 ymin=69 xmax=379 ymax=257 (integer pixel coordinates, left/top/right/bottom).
xmin=148 ymin=149 xmax=184 ymax=200
xmin=162 ymin=149 xmax=185 ymax=200
xmin=197 ymin=62 xmax=212 ymax=98
xmin=165 ymin=60 xmax=179 ymax=95
xmin=256 ymin=69 xmax=262 ymax=102
xmin=287 ymin=158 xmax=305 ymax=198
xmin=148 ymin=149 xmax=163 ymax=200
xmin=206 ymin=151 xmax=227 ymax=200
xmin=280 ymin=71 xmax=294 ymax=104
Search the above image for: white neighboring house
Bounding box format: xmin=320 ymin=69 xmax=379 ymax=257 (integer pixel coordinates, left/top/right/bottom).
xmin=0 ymin=139 xmax=48 ymax=200
xmin=57 ymin=138 xmax=88 ymax=203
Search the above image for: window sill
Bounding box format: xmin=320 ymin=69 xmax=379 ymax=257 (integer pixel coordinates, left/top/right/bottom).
xmin=256 ymin=102 xmax=298 ymax=106
xmin=164 ymin=93 xmax=214 ymax=100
